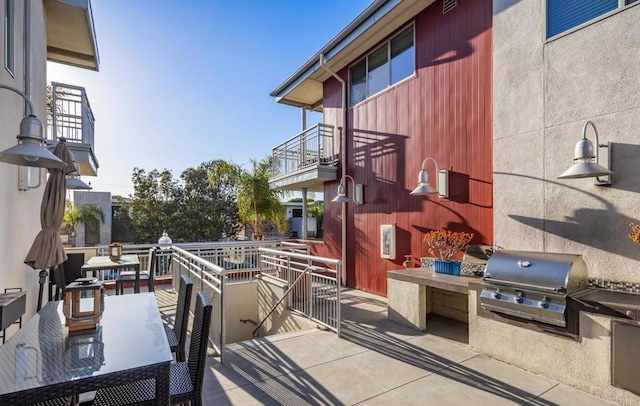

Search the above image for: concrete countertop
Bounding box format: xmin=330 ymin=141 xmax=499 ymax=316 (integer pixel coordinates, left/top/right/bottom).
xmin=387 ymin=267 xmax=482 ymax=294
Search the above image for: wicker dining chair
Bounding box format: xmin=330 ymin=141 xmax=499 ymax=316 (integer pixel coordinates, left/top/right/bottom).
xmin=166 ymin=275 xmax=193 ymax=362
xmin=115 ymin=248 xmax=156 ymax=295
xmin=92 ymin=291 xmax=213 ymax=406
xmin=49 ymin=252 xmax=85 ymax=301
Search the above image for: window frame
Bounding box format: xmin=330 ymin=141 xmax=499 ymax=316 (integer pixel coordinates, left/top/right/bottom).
xmin=348 ymin=23 xmax=415 ymax=108
xmin=4 ymin=0 xmax=15 ymax=76
xmin=546 ymin=0 xmax=640 ymax=41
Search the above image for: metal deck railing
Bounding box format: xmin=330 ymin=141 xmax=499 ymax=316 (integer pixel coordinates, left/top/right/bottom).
xmin=93 ymin=240 xmax=336 ymax=363
xmin=271 ymin=123 xmax=336 ymax=178
xmin=257 ymin=247 xmax=341 ymax=336
xmin=47 ymin=82 xmax=95 ymax=149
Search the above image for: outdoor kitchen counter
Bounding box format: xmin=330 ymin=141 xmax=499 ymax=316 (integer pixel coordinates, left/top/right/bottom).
xmin=387 ymin=268 xmax=480 ymax=294
xmin=387 ymin=267 xmax=481 ymax=331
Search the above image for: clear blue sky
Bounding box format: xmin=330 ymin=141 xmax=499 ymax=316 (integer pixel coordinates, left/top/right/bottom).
xmin=47 ymin=0 xmax=372 ymax=197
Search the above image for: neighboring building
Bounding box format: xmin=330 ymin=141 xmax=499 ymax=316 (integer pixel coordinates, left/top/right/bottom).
xmin=492 ymin=0 xmax=640 ymax=291
xmin=271 ymin=0 xmax=640 ymax=402
xmin=73 ymin=191 xmax=111 ymax=247
xmin=269 ymin=0 xmax=493 ymax=295
xmin=472 ymin=0 xmax=640 ymax=403
xmin=0 ymin=0 xmax=99 ymax=318
xmin=283 ymin=201 xmax=319 ymax=239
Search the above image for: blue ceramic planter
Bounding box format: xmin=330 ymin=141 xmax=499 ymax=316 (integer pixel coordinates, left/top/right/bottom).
xmin=433 ymin=259 xmax=461 ymax=276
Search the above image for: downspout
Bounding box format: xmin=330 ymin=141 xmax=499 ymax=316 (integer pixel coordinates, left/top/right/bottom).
xmin=319 ymin=54 xmax=347 ymax=285
xmin=20 ymin=1 xmax=42 ymax=192
xmin=24 ymin=0 xmax=31 ymax=105
xmin=301 ymin=108 xmax=308 ymax=240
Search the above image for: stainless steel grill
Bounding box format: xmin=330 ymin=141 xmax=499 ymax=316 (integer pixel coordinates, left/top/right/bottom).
xmin=480 ymin=250 xmax=589 ymax=327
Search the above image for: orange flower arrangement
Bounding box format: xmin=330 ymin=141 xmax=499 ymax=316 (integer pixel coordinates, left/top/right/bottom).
xmin=423 ymin=230 xmax=474 ymax=261
xmin=629 ymin=223 xmax=640 ymax=243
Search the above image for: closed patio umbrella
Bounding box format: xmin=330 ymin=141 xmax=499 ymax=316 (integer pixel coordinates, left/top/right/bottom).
xmin=24 ymin=138 xmax=75 ymax=311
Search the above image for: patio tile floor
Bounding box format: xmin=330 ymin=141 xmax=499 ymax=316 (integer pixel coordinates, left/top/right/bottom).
xmin=148 ymin=284 xmax=616 ymax=405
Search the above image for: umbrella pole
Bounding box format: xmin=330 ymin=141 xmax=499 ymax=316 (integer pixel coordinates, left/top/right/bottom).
xmin=37 ymin=269 xmax=48 ymax=311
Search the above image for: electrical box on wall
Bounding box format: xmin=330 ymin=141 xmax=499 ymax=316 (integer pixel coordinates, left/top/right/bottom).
xmin=380 ymin=224 xmax=396 ymax=259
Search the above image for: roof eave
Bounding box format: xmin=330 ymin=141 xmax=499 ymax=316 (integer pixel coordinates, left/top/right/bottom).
xmin=45 ymin=0 xmax=100 ymax=71
xmin=271 ymin=0 xmax=436 ymax=110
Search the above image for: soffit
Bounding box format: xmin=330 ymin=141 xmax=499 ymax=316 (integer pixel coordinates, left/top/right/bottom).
xmin=44 ymin=0 xmax=100 ymax=71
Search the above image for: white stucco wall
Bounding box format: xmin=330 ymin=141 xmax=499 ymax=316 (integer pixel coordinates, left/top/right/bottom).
xmin=0 ymin=1 xmax=50 ymax=323
xmin=493 ymin=0 xmax=640 ymax=283
xmin=488 ymin=1 xmax=640 ymax=402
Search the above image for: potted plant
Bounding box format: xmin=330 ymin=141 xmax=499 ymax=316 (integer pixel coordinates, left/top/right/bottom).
xmin=628 ymin=223 xmax=640 ymax=243
xmin=423 ymin=229 xmax=474 ymax=275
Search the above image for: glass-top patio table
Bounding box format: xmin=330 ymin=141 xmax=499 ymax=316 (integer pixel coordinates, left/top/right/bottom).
xmin=82 ymin=255 xmax=142 ymax=293
xmin=0 ymin=292 xmax=171 ymax=404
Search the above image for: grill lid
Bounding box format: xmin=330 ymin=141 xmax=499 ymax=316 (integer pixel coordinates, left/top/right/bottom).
xmin=483 ymin=250 xmax=588 ymax=294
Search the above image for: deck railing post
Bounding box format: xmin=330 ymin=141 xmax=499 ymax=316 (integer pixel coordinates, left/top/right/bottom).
xmin=220 ymin=271 xmax=226 ymax=364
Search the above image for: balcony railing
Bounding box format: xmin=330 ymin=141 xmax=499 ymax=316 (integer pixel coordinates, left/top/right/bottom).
xmin=47 ymin=82 xmax=95 ymax=148
xmin=271 ymin=123 xmax=336 ymax=178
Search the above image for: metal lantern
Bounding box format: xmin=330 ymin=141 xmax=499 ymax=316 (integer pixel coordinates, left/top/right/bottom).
xmin=108 ymin=243 xmax=123 ymax=262
xmin=63 ymin=279 xmax=104 ymax=332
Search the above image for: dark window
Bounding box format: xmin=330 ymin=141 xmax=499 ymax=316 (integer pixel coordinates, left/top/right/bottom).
xmin=367 ymin=46 xmax=389 ymax=96
xmin=391 ymin=26 xmax=414 ymax=85
xmin=349 ymin=59 xmax=367 ymax=106
xmin=349 ymin=25 xmax=414 ymax=106
xmin=4 ymin=0 xmax=15 ymax=74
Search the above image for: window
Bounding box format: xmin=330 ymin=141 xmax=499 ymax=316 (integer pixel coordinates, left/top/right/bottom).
xmin=349 ymin=25 xmax=414 ymax=106
xmin=390 ymin=25 xmax=414 ymax=84
xmin=547 ymin=0 xmax=638 ymax=38
xmin=4 ymin=0 xmax=14 ymax=74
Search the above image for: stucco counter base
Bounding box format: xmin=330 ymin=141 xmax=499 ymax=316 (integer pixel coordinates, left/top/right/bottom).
xmin=387 ymin=268 xmax=479 ymax=330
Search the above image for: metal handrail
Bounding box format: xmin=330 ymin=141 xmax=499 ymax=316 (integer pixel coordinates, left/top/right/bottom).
xmin=256 ymin=247 xmax=341 ymax=336
xmin=251 ymin=265 xmax=320 ymax=337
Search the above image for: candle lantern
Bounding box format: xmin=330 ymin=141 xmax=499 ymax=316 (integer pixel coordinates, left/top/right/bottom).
xmin=63 ymin=279 xmax=104 ymax=332
xmin=108 ymin=243 xmax=123 ymax=262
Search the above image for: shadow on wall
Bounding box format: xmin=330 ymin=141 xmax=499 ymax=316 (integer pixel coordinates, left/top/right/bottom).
xmin=496 ymin=170 xmax=640 ymax=261
xmin=493 ymin=0 xmax=525 ymax=15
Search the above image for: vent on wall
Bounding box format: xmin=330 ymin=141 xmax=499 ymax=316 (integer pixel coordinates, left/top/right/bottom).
xmin=443 ymin=0 xmax=457 ymax=14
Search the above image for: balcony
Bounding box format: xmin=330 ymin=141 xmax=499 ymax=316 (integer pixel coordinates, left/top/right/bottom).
xmin=269 ymin=123 xmax=337 ymax=192
xmin=46 ymin=82 xmax=99 ymax=176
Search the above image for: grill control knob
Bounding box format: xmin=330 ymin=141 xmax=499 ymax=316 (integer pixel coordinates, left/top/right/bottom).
xmin=538 ymin=300 xmax=549 ymax=309
xmin=514 ymin=295 xmax=524 ymax=304
xmin=492 ymin=292 xmax=501 ymax=299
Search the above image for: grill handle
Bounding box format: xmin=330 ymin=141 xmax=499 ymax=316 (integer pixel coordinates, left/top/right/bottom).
xmin=483 ymin=277 xmax=566 ymax=294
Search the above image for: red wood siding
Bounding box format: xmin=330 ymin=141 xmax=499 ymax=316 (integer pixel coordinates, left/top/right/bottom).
xmin=314 ymin=0 xmax=493 ymax=296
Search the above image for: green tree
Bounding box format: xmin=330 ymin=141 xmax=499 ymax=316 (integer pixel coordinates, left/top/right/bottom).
xmin=173 ymin=161 xmax=242 ymax=241
xmin=129 ymin=168 xmax=178 ymax=243
xmin=235 ymin=157 xmax=286 ymax=239
xmin=206 ymin=160 xmax=244 ymax=239
xmin=63 ymin=200 xmax=105 ymax=246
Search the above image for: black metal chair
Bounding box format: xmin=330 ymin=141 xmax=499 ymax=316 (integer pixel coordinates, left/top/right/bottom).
xmin=165 ymin=275 xmax=194 ymax=362
xmin=92 ymin=291 xmax=213 ymax=405
xmin=115 ymin=248 xmax=156 ymax=295
xmin=49 ymin=252 xmax=85 ymax=301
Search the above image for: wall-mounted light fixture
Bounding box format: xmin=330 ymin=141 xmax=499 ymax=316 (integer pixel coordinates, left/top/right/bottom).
xmin=410 ymin=157 xmax=449 ymax=198
xmin=66 ymin=165 xmax=92 ymax=190
xmin=331 ymin=174 xmax=363 ymax=205
xmin=0 ymin=84 xmax=67 ymax=169
xmin=557 ymin=120 xmax=613 ymax=185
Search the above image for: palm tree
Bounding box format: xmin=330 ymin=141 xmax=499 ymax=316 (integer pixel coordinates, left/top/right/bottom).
xmin=63 ymin=200 xmax=105 ymax=246
xmin=236 ymin=157 xmax=286 ymax=240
